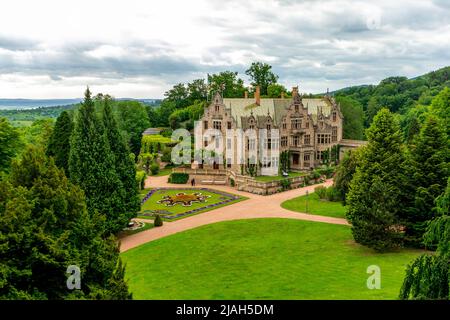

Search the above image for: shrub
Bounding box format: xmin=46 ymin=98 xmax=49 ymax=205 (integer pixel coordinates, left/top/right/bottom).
xmin=168 ymin=172 xmax=189 ymax=184
xmin=315 ymin=186 xmax=327 ymax=199
xmin=136 ymin=170 xmax=146 ymax=190
xmin=318 ymin=166 xmax=335 ymax=178
xmin=230 ymin=178 xmax=235 ymax=187
xmin=150 ymin=162 xmax=160 ymax=175
xmin=154 ymin=214 xmax=163 ymax=227
xmin=280 ymin=179 xmax=291 ymax=191
xmin=312 ymin=170 xmax=321 ymax=180
xmin=161 ymin=147 xmax=172 ymax=163
xmin=326 ymin=186 xmax=340 ymax=202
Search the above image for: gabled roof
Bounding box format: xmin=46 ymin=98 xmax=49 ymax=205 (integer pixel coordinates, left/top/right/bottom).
xmin=222 ymin=97 xmax=334 ymax=127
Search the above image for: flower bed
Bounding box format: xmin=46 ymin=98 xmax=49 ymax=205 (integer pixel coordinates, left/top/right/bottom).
xmin=140 ymin=187 xmax=243 ymax=221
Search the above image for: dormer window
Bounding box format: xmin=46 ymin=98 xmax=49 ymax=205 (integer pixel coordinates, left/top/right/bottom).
xmin=295 ymin=105 xmax=299 ymax=112
xmin=215 ymin=105 xmax=219 ymax=112
xmin=267 ymin=124 xmax=271 ymax=131
xmin=332 ymin=112 xmax=337 ymax=121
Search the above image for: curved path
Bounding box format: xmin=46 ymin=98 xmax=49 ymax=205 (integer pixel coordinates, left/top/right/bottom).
xmin=120 ymin=176 xmax=348 ymax=252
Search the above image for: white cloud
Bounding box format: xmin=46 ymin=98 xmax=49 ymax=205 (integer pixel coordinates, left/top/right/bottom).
xmin=0 ymin=0 xmax=449 ymax=98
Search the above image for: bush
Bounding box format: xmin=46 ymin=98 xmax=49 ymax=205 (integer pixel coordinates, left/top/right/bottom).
xmin=230 ymin=178 xmax=235 ymax=187
xmin=280 ymin=179 xmax=291 ymax=191
xmin=318 ymin=166 xmax=335 ymax=179
xmin=311 ymin=170 xmax=321 ymax=180
xmin=326 ymin=186 xmax=340 ymax=202
xmin=150 ymin=162 xmax=160 ymax=175
xmin=154 ymin=214 xmax=163 ymax=227
xmin=315 ymin=186 xmax=327 ymax=199
xmin=168 ymin=172 xmax=189 ymax=184
xmin=161 ymin=147 xmax=172 ymax=163
xmin=136 ymin=170 xmax=146 ymax=190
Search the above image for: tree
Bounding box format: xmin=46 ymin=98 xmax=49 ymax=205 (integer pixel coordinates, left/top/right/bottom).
xmin=399 ymin=178 xmax=449 ymax=300
xmin=0 ymin=146 xmax=131 ymax=299
xmin=405 ymin=115 xmax=449 ymax=246
xmin=164 ymin=83 xmax=190 ymax=108
xmin=333 ymin=148 xmax=362 ymax=204
xmin=430 ymin=87 xmax=450 ymax=145
xmin=245 ymin=62 xmax=279 ymax=95
xmin=187 ymin=79 xmax=208 ymax=101
xmin=69 ymin=88 xmax=127 ymax=235
xmin=267 ymin=83 xmax=287 ymax=98
xmin=346 ymin=108 xmax=407 ymax=251
xmin=0 ymin=118 xmax=22 ymax=173
xmin=116 ymin=101 xmax=150 ymax=156
xmin=207 ymin=71 xmax=245 ymax=98
xmin=46 ymin=111 xmax=73 ymax=175
xmin=102 ymin=98 xmax=140 ymax=222
xmin=335 ymin=96 xmax=365 ymax=140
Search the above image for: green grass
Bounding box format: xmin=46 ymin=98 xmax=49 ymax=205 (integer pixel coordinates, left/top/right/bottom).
xmin=254 ymin=171 xmax=307 ymax=182
xmin=138 ymin=188 xmax=247 ymax=221
xmin=149 ymin=167 xmax=172 ymax=177
xmin=281 ymin=192 xmax=347 ymax=218
xmin=122 ymin=219 xmax=424 ymax=299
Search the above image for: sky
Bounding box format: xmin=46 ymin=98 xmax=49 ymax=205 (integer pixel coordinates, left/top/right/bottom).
xmin=0 ymin=0 xmax=449 ymax=99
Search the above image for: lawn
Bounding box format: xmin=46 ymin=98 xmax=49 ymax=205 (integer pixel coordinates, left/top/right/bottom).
xmin=254 ymin=171 xmax=307 ymax=182
xmin=122 ymin=219 xmax=424 ymax=299
xmin=281 ymin=192 xmax=347 ymax=218
xmin=150 ymin=167 xmax=172 ymax=177
xmin=138 ymin=188 xmax=246 ymax=221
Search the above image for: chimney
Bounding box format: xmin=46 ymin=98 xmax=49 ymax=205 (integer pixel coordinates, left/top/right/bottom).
xmin=244 ymin=91 xmax=248 ymax=99
xmin=255 ymin=86 xmax=260 ymax=106
xmin=292 ymin=86 xmax=298 ymax=96
xmin=281 ymin=91 xmax=285 ymax=99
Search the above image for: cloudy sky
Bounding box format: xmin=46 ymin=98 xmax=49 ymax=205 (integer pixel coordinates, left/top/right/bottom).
xmin=0 ymin=0 xmax=449 ymax=98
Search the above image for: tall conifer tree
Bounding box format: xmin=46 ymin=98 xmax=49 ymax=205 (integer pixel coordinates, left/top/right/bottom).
xmin=347 ymin=108 xmax=407 ymax=251
xmin=102 ymin=98 xmax=140 ymax=221
xmin=69 ymin=88 xmax=127 ymax=234
xmin=46 ymin=110 xmax=73 ymax=174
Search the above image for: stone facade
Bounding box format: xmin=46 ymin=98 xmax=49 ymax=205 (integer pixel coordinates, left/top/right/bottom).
xmin=194 ymin=86 xmax=345 ymax=176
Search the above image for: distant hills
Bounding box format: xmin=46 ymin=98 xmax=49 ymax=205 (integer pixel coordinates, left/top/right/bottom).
xmin=0 ymin=98 xmax=161 ymax=110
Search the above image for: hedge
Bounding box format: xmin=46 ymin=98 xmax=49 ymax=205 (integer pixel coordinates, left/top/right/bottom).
xmin=168 ymin=172 xmax=189 ymax=184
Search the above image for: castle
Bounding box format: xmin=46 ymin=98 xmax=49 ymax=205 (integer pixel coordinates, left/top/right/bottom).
xmin=193 ymin=86 xmax=346 ymax=176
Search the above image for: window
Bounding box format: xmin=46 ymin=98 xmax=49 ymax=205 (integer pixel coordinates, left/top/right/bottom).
xmin=295 ymin=105 xmax=299 ymax=112
xmin=281 ymin=136 xmax=288 ymax=147
xmin=332 ymin=112 xmax=337 ymax=122
xmin=267 ymin=124 xmax=271 ymax=131
xmin=332 ymin=127 xmax=337 ymax=142
xmin=215 ymin=105 xmax=219 ymax=112
xmin=293 ymin=135 xmax=300 ymax=146
xmin=204 ymin=121 xmax=208 ymax=130
xmin=213 ymin=120 xmax=221 ymax=130
xmin=249 ymin=124 xmax=254 ymax=130
xmin=304 ymin=134 xmax=310 ymax=144
xmin=282 ymin=122 xmax=287 ymax=129
xmin=204 ymin=140 xmax=208 ymax=147
xmin=304 ymin=154 xmax=310 ymax=161
xmin=291 ymin=119 xmax=301 ymax=129
xmin=249 ymin=139 xmax=256 ymax=151
xmin=306 ymin=121 xmax=309 ymax=129
xmin=227 ymin=121 xmax=232 ymax=129
xmin=304 ymin=154 xmax=311 ymax=167
xmin=266 ymin=138 xmax=272 ymax=150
